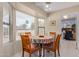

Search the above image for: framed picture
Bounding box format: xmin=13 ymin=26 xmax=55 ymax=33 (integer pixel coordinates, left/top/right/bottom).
xmin=38 ymin=27 xmax=45 ymax=35
xmin=50 ymin=20 xmax=56 ymax=26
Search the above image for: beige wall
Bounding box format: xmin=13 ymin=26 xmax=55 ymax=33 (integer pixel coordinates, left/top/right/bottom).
xmin=47 ymin=5 xmax=79 ymax=49
xmin=0 ymin=3 xmax=3 ymax=56
xmin=46 ymin=5 xmax=79 ymax=34
xmin=11 ymin=3 xmax=46 ymax=18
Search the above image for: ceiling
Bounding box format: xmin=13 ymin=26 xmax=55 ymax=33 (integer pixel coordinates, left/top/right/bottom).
xmin=34 ymin=2 xmax=79 ymax=13
xmin=21 ymin=2 xmax=79 ymax=13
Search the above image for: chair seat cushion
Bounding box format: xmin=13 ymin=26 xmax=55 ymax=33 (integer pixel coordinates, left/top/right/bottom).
xmin=43 ymin=46 xmax=55 ymax=52
xmin=43 ymin=42 xmax=55 ymax=52
xmin=43 ymin=42 xmax=53 ymax=47
xmin=24 ymin=44 xmax=40 ymax=53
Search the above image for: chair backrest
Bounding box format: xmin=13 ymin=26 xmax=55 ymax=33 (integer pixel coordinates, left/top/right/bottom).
xmin=21 ymin=35 xmax=31 ymax=49
xmin=53 ymin=34 xmax=61 ymax=51
xmin=25 ymin=32 xmax=31 ymax=36
xmin=50 ymin=32 xmax=56 ymax=40
xmin=50 ymin=32 xmax=56 ymax=36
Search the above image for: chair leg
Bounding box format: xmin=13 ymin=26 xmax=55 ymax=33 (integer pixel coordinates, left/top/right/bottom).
xmin=54 ymin=51 xmax=56 ymax=57
xmin=22 ymin=50 xmax=24 ymax=57
xmin=29 ymin=54 xmax=31 ymax=57
xmin=58 ymin=48 xmax=60 ymax=56
xmin=47 ymin=50 xmax=50 ymax=52
xmin=39 ymin=48 xmax=42 ymax=57
xmin=43 ymin=49 xmax=45 ymax=57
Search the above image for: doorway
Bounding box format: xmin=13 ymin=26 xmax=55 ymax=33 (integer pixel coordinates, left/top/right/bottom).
xmin=61 ymin=17 xmax=76 ymax=41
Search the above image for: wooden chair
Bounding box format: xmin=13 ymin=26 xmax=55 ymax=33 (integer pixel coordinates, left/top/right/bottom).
xmin=20 ymin=32 xmax=31 ymax=36
xmin=50 ymin=32 xmax=56 ymax=39
xmin=49 ymin=32 xmax=56 ymax=45
xmin=43 ymin=34 xmax=61 ymax=57
xmin=20 ymin=35 xmax=40 ymax=57
xmin=43 ymin=32 xmax=56 ymax=47
xmin=25 ymin=32 xmax=31 ymax=36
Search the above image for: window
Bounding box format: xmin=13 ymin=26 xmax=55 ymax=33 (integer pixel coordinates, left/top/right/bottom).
xmin=38 ymin=18 xmax=45 ymax=27
xmin=16 ymin=11 xmax=35 ymax=30
xmin=3 ymin=3 xmax=10 ymax=43
xmin=16 ymin=11 xmax=35 ymax=40
xmin=38 ymin=18 xmax=45 ymax=35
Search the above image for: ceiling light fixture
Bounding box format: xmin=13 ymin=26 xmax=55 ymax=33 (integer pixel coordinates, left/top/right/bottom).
xmin=46 ymin=4 xmax=49 ymax=8
xmin=45 ymin=2 xmax=51 ymax=8
xmin=46 ymin=2 xmax=51 ymax=4
xmin=63 ymin=15 xmax=68 ymax=19
xmin=44 ymin=2 xmax=52 ymax=12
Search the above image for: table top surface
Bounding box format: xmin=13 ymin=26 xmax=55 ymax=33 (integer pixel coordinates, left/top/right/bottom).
xmin=31 ymin=35 xmax=53 ymax=40
xmin=31 ymin=35 xmax=54 ymax=43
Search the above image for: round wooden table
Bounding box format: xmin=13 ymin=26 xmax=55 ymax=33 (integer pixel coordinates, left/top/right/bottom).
xmin=31 ymin=36 xmax=54 ymax=57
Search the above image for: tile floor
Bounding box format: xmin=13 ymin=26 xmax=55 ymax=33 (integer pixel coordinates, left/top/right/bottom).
xmin=13 ymin=39 xmax=79 ymax=57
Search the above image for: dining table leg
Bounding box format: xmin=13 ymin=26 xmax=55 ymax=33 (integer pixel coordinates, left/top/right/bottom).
xmin=39 ymin=43 xmax=45 ymax=57
xmin=39 ymin=43 xmax=46 ymax=57
xmin=42 ymin=44 xmax=45 ymax=57
xmin=39 ymin=44 xmax=42 ymax=57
